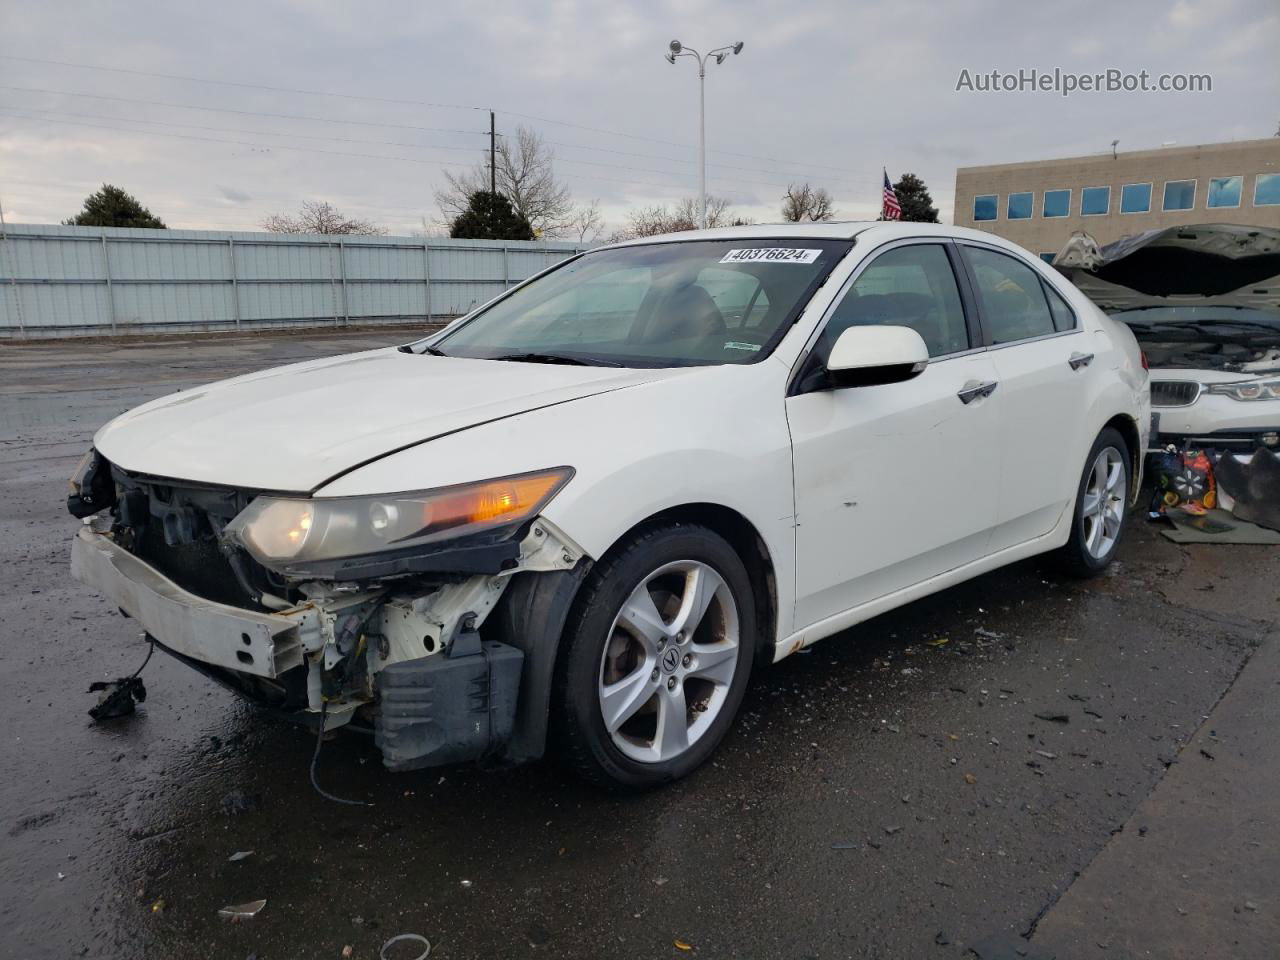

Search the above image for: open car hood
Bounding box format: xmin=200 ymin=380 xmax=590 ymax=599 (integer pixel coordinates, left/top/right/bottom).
xmin=1055 ymin=223 xmax=1280 ymax=312
xmin=94 ymin=348 xmax=670 ymax=492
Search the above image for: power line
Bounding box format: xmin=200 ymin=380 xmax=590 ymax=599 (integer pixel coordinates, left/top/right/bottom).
xmin=0 ymin=53 xmax=866 ymax=178
xmin=0 ymin=84 xmax=486 ymax=139
xmin=0 ymin=111 xmax=767 ymax=196
xmin=0 ymin=54 xmax=490 ymax=114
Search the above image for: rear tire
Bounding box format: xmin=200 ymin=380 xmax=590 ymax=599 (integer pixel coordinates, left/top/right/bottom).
xmin=1055 ymin=427 xmax=1131 ymax=578
xmin=551 ymin=523 xmax=756 ymax=791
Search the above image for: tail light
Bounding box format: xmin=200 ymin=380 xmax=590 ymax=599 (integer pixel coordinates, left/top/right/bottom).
xmin=1140 ymin=351 xmax=1149 ymax=371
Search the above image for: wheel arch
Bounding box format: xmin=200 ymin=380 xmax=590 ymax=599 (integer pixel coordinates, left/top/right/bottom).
xmin=1100 ymin=412 xmax=1142 ymax=504
xmin=610 ymin=502 xmax=779 ymax=668
xmin=487 ymin=501 xmax=779 ymax=767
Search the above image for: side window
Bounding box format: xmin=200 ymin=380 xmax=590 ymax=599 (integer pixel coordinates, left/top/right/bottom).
xmin=818 ymin=244 xmax=970 ymax=359
xmin=963 ymin=247 xmax=1056 ymax=345
xmin=1042 ymin=280 xmax=1076 ymax=332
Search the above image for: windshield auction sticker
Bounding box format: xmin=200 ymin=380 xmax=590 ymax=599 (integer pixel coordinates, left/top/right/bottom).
xmin=720 ymin=248 xmax=821 ymax=264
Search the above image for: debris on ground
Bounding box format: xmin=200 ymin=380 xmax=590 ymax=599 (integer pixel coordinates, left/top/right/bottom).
xmin=228 ymin=850 xmax=255 ymax=862
xmin=342 ymin=946 xmax=353 ymax=958
xmin=1034 ymin=712 xmax=1070 ymax=724
xmin=1036 ymin=750 xmax=1057 ymax=760
xmin=964 ymin=773 xmax=978 ymax=784
xmin=220 ymin=791 xmax=262 ymax=816
xmin=831 ymin=841 xmax=858 ymax=850
xmin=150 ymin=899 xmax=166 ymax=914
xmin=884 ymin=825 xmax=902 ymax=835
xmin=974 ymin=627 xmax=1004 ymax=640
xmin=87 ymin=675 xmax=147 ymax=721
xmin=673 ymin=939 xmax=694 ymax=952
xmin=379 ymin=933 xmax=431 ymax=960
xmin=217 ymin=899 xmax=266 ymax=920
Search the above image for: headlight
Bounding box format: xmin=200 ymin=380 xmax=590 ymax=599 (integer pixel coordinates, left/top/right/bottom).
xmin=1207 ymin=378 xmax=1280 ymax=402
xmin=224 ymin=467 xmax=573 ymax=569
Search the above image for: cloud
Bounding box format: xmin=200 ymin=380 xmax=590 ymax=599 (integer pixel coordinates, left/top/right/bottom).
xmin=0 ymin=0 xmax=1274 ymax=235
xmin=216 ymin=184 xmax=252 ymax=204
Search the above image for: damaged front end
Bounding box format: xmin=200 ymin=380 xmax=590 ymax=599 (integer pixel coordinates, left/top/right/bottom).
xmin=69 ymin=454 xmax=588 ymax=770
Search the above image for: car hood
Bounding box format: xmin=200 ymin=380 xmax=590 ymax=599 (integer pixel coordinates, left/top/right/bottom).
xmin=1054 ymin=223 xmax=1280 ymax=311
xmin=94 ymin=348 xmax=673 ymax=492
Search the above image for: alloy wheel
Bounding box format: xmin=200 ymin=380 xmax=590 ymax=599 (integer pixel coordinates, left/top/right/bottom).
xmin=1081 ymin=446 xmax=1126 ymax=559
xmin=597 ymin=560 xmax=741 ymax=764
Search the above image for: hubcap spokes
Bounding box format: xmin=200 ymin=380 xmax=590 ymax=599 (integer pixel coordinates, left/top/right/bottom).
xmin=1082 ymin=447 xmax=1126 ymax=559
xmin=598 ymin=560 xmax=740 ymax=763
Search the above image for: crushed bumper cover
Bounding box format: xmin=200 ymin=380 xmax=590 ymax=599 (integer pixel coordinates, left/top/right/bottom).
xmin=70 ymin=526 xmax=304 ymax=679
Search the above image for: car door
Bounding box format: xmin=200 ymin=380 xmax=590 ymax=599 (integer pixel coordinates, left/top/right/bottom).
xmin=786 ymin=241 xmax=1004 ymax=632
xmin=956 ymin=243 xmax=1091 ymax=552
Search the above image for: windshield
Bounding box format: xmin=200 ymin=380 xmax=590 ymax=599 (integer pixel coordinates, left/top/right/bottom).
xmin=431 ymin=238 xmax=852 ymax=367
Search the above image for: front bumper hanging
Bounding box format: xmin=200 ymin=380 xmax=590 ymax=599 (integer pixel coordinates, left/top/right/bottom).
xmin=71 ymin=525 xmax=304 ymax=679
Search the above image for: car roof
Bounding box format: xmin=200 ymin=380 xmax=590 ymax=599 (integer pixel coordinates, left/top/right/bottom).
xmin=601 ymin=220 xmax=1032 ymax=255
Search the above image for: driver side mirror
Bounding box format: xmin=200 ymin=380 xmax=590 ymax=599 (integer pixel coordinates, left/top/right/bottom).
xmin=824 ymin=325 xmax=929 ymax=388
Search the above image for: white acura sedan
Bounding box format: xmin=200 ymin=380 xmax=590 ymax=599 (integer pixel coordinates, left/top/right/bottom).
xmin=69 ymin=222 xmax=1149 ymax=789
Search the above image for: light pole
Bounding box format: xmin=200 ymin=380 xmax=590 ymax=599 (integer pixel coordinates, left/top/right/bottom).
xmin=665 ymin=39 xmax=744 ymax=228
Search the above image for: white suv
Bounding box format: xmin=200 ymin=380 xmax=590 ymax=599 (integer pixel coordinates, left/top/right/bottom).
xmin=69 ymin=222 xmax=1149 ymax=790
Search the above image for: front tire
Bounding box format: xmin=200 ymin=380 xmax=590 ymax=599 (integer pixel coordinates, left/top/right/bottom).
xmin=1056 ymin=427 xmax=1131 ymax=577
xmin=551 ymin=523 xmax=756 ymax=791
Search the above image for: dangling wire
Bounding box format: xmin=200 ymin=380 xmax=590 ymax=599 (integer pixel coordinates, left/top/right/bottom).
xmin=128 ymin=636 xmax=156 ymax=678
xmin=309 ymin=699 xmax=373 ymax=807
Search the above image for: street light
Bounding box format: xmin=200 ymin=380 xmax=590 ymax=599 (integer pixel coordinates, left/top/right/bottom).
xmin=665 ymin=38 xmax=745 ymax=228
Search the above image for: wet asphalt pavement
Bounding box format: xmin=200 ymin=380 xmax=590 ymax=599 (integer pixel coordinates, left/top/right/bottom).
xmin=2 ymin=329 xmax=1277 ymax=960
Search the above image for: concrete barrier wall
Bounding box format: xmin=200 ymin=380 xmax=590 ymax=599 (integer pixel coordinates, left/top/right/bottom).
xmin=0 ymin=224 xmax=587 ymax=338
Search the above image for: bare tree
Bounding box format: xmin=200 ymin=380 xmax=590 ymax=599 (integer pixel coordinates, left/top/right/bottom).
xmin=261 ymin=200 xmax=385 ymax=235
xmin=610 ymin=195 xmax=745 ymax=241
xmin=565 ymin=199 xmax=604 ymax=244
xmin=781 ymin=182 xmax=836 ymax=222
xmin=436 ymin=126 xmax=575 ymax=237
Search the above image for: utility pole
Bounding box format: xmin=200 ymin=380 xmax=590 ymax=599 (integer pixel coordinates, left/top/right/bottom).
xmin=489 ymin=111 xmax=497 ymax=237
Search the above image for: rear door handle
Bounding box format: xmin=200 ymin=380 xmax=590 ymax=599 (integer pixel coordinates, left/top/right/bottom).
xmin=957 ymin=380 xmax=998 ymax=404
xmin=1068 ymin=352 xmax=1094 ymax=370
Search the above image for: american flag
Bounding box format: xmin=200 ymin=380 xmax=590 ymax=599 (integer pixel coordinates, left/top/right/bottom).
xmin=881 ymin=169 xmax=901 ymax=220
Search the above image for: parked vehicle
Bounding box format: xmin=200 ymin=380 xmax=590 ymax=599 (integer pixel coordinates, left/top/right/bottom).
xmin=69 ymin=222 xmax=1149 ymax=789
xmin=1056 ymin=223 xmax=1280 ymax=454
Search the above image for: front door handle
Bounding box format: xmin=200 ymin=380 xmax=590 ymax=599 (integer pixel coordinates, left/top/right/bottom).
xmin=957 ymin=380 xmax=998 ymax=404
xmin=1068 ymin=351 xmax=1094 ymax=370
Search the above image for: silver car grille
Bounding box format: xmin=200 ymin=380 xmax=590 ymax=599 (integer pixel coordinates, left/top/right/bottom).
xmin=1150 ymin=380 xmax=1201 ymax=407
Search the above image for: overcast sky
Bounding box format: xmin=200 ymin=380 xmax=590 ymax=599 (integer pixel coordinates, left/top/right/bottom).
xmin=1 ymin=0 xmax=1276 ymax=238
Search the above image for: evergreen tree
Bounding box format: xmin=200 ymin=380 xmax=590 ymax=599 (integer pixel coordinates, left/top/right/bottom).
xmin=892 ymin=173 xmax=939 ymax=223
xmin=64 ymin=185 xmax=166 ymax=228
xmin=449 ymin=191 xmax=535 ymax=241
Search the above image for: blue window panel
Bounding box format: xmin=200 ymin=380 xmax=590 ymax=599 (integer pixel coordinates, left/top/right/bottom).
xmin=1256 ymin=174 xmax=1280 ymax=206
xmin=1081 ymin=186 xmax=1110 ymax=216
xmin=1043 ymin=189 xmax=1070 ymax=218
xmin=1007 ymin=192 xmax=1033 ymax=219
xmin=1120 ymin=183 xmax=1151 ymax=214
xmin=1163 ymin=180 xmax=1196 ymax=211
xmin=974 ymin=194 xmax=998 ymax=221
xmin=1207 ymin=176 xmax=1242 ymax=208
xmin=1039 ymin=253 xmax=1056 ymax=263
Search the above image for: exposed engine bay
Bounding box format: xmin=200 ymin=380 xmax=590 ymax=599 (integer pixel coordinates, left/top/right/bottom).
xmin=1137 ymin=337 xmax=1280 ymax=374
